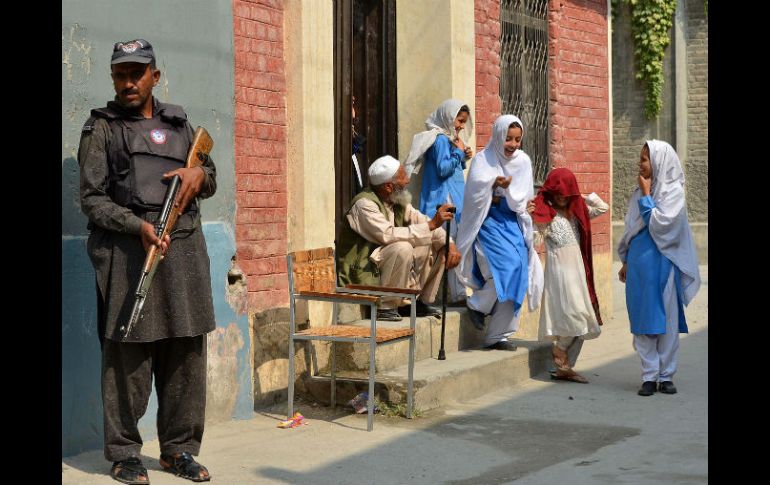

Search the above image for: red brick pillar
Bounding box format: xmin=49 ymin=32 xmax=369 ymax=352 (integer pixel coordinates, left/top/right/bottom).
xmin=233 ymin=0 xmax=289 ymax=311
xmin=475 ymin=0 xmax=502 ymax=151
xmin=548 ymin=0 xmax=610 ymax=252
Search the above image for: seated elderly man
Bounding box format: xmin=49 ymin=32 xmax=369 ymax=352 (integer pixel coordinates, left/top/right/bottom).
xmin=337 ymin=155 xmax=462 ymax=321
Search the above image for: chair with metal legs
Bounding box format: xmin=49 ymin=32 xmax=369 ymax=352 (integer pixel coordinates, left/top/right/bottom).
xmin=286 ymin=247 xmax=418 ymax=431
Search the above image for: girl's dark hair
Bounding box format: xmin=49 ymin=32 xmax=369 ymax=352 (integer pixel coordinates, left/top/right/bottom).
xmin=508 ymin=121 xmax=523 ymax=151
xmin=458 ymin=105 xmax=470 ymax=114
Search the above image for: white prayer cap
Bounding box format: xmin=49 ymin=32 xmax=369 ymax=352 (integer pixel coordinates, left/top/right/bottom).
xmin=368 ymin=155 xmax=401 ymax=185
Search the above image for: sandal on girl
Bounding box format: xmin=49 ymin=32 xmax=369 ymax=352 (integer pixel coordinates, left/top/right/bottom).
xmin=552 ymin=369 xmax=589 ymax=384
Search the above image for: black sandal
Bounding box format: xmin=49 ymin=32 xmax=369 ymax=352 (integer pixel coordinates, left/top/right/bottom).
xmin=160 ymin=452 xmax=210 ymax=482
xmin=110 ymin=457 xmax=150 ymax=484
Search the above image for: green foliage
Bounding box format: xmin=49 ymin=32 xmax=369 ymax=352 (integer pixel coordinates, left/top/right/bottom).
xmin=613 ymin=0 xmax=677 ymax=119
xmin=375 ymin=399 xmax=422 ymax=418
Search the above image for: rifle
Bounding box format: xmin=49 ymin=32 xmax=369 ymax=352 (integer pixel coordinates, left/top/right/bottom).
xmin=119 ymin=127 xmax=214 ymax=340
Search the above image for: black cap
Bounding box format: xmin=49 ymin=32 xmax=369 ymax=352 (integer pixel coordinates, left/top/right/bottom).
xmin=111 ymin=39 xmax=155 ymax=65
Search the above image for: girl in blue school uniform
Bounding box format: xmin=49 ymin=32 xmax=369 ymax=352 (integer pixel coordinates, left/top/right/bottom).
xmin=404 ymin=98 xmax=474 ymax=304
xmin=617 ymin=140 xmax=701 ymax=396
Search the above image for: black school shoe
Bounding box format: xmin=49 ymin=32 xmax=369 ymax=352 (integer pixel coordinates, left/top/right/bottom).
xmin=658 ymin=381 xmax=678 ymax=394
xmin=637 ymin=381 xmax=657 ymax=396
xmin=110 ymin=457 xmax=149 ymax=484
xmin=485 ymin=340 xmax=518 ymax=351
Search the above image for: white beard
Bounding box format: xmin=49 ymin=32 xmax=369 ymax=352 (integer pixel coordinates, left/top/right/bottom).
xmin=389 ymin=188 xmax=413 ymax=208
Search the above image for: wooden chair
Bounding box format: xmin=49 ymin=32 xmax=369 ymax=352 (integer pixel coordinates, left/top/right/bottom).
xmin=287 ymin=247 xmax=418 ymax=431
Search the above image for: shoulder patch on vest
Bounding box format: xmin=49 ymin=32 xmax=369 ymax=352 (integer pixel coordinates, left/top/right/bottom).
xmin=81 ymin=116 xmax=97 ymax=133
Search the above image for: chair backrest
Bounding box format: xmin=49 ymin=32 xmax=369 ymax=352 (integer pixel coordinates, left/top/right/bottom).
xmin=287 ymin=247 xmax=336 ymax=295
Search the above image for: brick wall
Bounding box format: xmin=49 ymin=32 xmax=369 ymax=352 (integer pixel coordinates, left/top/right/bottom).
xmin=685 ymin=0 xmax=707 ymax=222
xmin=611 ymin=1 xmax=680 ymax=221
xmin=611 ymin=1 xmax=649 ymax=221
xmin=474 ymin=0 xmax=502 ymax=151
xmin=611 ymin=1 xmax=705 ymax=222
xmin=233 ymin=0 xmax=289 ymax=312
xmin=549 ymin=0 xmax=611 ymax=253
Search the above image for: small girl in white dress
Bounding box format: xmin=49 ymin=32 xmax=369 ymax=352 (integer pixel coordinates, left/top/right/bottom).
xmin=529 ymin=168 xmax=608 ymax=383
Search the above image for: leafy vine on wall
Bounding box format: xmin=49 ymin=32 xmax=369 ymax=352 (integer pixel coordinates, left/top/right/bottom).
xmin=611 ymin=0 xmax=677 ymax=119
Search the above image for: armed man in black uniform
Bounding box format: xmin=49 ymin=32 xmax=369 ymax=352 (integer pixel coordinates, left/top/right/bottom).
xmin=78 ymin=39 xmax=215 ymax=484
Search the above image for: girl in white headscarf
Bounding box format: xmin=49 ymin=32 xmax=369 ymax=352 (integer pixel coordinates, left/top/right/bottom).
xmin=404 ymin=99 xmax=473 ymax=303
xmin=618 ymin=140 xmax=700 ymax=397
xmin=454 ymin=114 xmax=543 ymax=350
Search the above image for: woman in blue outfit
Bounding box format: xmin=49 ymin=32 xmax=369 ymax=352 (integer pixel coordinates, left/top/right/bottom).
xmin=404 ymin=99 xmax=474 ymax=304
xmin=617 ymin=140 xmax=701 ymax=396
xmin=454 ymin=114 xmax=543 ymax=350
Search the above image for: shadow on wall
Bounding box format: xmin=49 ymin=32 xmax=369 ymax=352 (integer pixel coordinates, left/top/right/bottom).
xmin=62 ymin=154 xmax=105 ymax=457
xmin=62 ymin=248 xmax=103 ymax=456
xmin=63 ymin=157 xmax=89 ymax=235
xmin=62 ymin=155 xmax=102 ymax=456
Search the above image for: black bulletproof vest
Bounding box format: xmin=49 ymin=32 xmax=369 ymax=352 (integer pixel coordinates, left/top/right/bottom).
xmin=91 ymin=103 xmax=197 ymax=212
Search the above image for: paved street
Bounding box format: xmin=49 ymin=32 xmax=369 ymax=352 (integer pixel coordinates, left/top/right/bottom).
xmin=63 ymin=263 xmax=707 ymax=484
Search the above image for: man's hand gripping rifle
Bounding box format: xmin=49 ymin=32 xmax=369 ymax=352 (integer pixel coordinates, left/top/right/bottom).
xmin=119 ymin=127 xmax=214 ymax=340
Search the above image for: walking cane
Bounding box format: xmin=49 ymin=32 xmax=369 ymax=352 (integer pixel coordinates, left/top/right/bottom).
xmin=436 ymin=205 xmax=456 ymax=361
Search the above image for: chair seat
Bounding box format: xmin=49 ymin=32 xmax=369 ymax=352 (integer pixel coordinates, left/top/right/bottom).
xmin=295 ymin=324 xmax=414 ymax=343
xmin=297 ymin=290 xmax=379 ymax=304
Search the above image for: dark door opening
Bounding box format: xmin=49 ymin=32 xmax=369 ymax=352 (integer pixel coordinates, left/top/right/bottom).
xmin=334 ymin=0 xmax=398 ymax=244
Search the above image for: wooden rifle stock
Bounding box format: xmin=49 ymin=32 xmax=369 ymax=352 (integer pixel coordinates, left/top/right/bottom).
xmin=120 ymin=127 xmax=214 ymax=339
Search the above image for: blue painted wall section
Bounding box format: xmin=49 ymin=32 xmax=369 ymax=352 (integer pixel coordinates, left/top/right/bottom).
xmin=137 ymin=223 xmax=251 ymax=439
xmin=202 ymin=223 xmax=254 ymax=421
xmin=61 ymin=237 xmax=102 ymax=456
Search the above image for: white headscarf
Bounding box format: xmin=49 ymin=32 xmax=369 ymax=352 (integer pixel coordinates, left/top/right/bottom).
xmin=454 ymin=114 xmax=543 ymax=311
xmin=403 ymin=98 xmax=473 ymax=177
xmin=368 ymin=155 xmax=401 ymax=185
xmin=617 ymin=140 xmax=701 ymax=305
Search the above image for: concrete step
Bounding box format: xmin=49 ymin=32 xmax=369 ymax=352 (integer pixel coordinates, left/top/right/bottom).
xmin=330 ymin=308 xmax=487 ymax=373
xmin=302 ymin=339 xmax=552 ymax=412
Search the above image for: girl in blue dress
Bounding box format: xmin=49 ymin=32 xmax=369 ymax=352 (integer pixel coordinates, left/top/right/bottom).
xmin=617 ymin=140 xmax=701 ymax=396
xmin=404 ymin=99 xmax=474 ymax=304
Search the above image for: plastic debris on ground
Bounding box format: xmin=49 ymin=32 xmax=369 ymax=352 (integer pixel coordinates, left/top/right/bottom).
xmin=277 ymin=412 xmax=307 ymax=428
xmin=347 ymin=392 xmax=380 ymax=414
